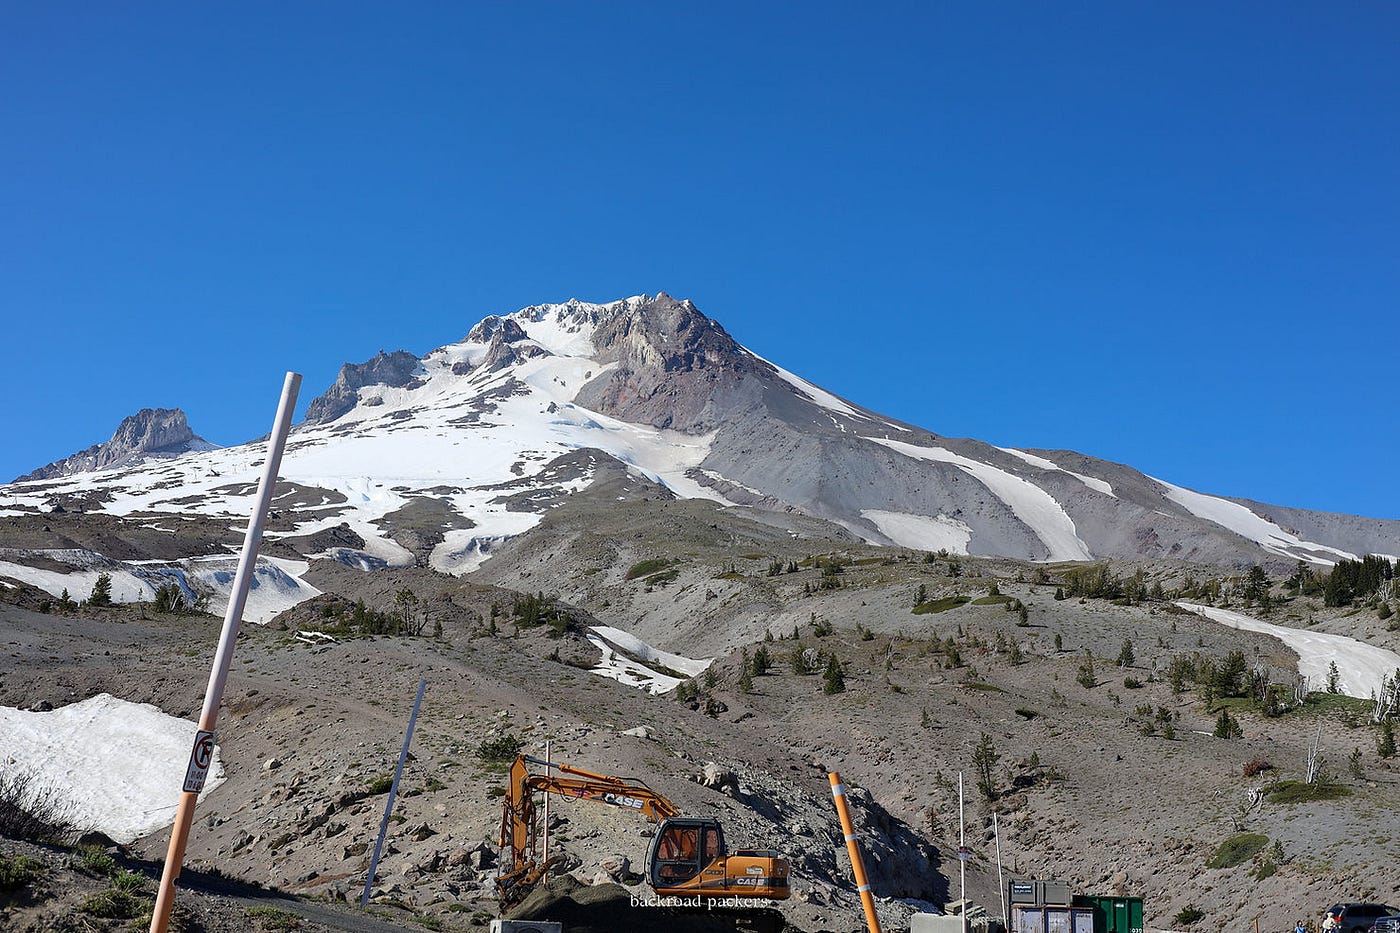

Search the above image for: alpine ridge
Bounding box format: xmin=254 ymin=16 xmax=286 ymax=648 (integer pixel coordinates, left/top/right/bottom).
xmin=14 ymin=407 xmax=216 ymax=483
xmin=3 ymin=294 xmax=1397 ymax=589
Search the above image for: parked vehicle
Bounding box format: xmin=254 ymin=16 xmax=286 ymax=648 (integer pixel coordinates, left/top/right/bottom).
xmin=1367 ymin=916 xmax=1400 ymax=933
xmin=1324 ymin=904 xmax=1400 ymax=933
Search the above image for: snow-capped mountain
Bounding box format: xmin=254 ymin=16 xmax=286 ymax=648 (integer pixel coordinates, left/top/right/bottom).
xmin=3 ymin=294 xmax=1397 ymax=604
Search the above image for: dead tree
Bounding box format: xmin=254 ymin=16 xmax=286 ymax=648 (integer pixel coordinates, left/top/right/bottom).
xmin=1231 ymin=786 xmax=1265 ymax=831
xmin=1304 ymin=722 xmax=1325 ymax=784
xmin=1293 ymin=673 xmax=1309 ymax=707
xmin=1371 ymin=669 xmax=1399 ymax=724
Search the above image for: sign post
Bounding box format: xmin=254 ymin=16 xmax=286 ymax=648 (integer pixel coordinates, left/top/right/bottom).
xmin=149 ymin=371 xmax=301 ymax=933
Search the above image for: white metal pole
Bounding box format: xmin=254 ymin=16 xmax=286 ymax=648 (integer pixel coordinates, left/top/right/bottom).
xmin=361 ymin=677 xmax=428 ymax=908
xmin=995 ymin=810 xmax=1007 ymax=927
xmin=959 ymin=770 xmax=967 ymax=933
xmin=151 ymin=371 xmax=301 ymax=933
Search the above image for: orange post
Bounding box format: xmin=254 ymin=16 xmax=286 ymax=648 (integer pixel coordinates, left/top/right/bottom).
xmin=828 ymin=772 xmax=883 ymax=933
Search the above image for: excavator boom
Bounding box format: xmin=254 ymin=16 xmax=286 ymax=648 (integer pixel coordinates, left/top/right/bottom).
xmin=495 ymin=753 xmax=789 ymax=908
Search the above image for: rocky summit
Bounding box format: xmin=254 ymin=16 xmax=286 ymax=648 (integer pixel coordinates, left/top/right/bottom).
xmin=14 ymin=407 xmax=216 ymax=483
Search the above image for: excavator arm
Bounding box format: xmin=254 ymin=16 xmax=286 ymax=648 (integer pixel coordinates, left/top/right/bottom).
xmin=497 ymin=754 xmax=679 ymax=905
xmin=495 ymin=752 xmax=789 ymax=909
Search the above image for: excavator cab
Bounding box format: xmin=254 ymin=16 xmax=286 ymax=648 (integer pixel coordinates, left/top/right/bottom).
xmin=649 ymin=818 xmax=718 ymax=886
xmin=648 ymin=817 xmax=790 ymax=900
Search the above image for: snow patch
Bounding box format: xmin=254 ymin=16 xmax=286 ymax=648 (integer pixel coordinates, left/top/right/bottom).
xmin=861 ymin=510 xmax=972 ymax=554
xmin=868 ymin=437 xmax=1093 ymax=561
xmin=586 ymin=625 xmax=712 ymax=695
xmin=0 ymin=560 xmax=157 ymax=603
xmin=183 ymin=558 xmax=322 ymax=624
xmin=1157 ymin=480 xmax=1357 ymax=565
xmin=0 ymin=694 xmax=225 ymax=843
xmin=995 ymin=447 xmax=1116 ymax=498
xmin=746 ymin=349 xmax=870 ymax=421
xmin=1177 ymin=603 xmax=1400 ymax=700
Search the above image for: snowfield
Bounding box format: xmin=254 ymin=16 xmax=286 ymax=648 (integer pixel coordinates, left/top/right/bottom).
xmin=868 ymin=437 xmax=1093 ymax=561
xmin=861 ymin=509 xmax=973 ymax=554
xmin=1178 ymin=602 xmax=1400 ymax=699
xmin=1157 ymin=480 xmax=1357 ymax=566
xmin=0 ymin=558 xmax=158 ymax=603
xmin=0 ymin=694 xmax=225 ymax=843
xmin=995 ymin=447 xmax=1116 ymax=498
xmin=585 ymin=625 xmax=713 ymax=695
xmin=0 ymin=298 xmax=731 ymax=597
xmin=0 ymin=552 xmax=320 ymax=624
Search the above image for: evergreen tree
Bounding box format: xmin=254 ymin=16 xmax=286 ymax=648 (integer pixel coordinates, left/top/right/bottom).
xmin=1327 ymin=661 xmax=1341 ymax=694
xmin=822 ymin=655 xmax=845 ymax=694
xmin=1076 ymin=653 xmax=1096 ymax=689
xmin=1242 ymin=565 xmax=1270 ymax=604
xmin=1053 ymin=632 xmax=1063 ymax=652
xmin=972 ymin=732 xmax=1000 ymax=799
xmin=1117 ymin=638 xmax=1135 ymax=668
xmin=88 ymin=573 xmax=113 ymax=608
xmin=1214 ymin=710 xmax=1242 ymax=739
xmin=1378 ymin=721 xmax=1397 ymax=759
xmin=1213 ymin=649 xmax=1249 ymax=698
xmin=752 ymin=645 xmax=772 ymax=675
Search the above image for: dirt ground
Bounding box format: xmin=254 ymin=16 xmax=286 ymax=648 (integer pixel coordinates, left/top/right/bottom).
xmin=2 ymin=493 xmax=1399 ymax=932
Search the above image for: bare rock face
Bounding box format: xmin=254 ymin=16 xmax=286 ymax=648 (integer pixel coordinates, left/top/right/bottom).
xmin=465 ymin=315 xmax=528 ymax=345
xmin=574 ymin=293 xmax=770 ymax=433
xmin=480 ymin=318 xmax=548 ymax=373
xmin=15 ymin=408 xmax=212 ymax=482
xmin=698 ymin=761 xmax=740 ymax=795
xmin=303 ymin=349 xmax=421 ymax=424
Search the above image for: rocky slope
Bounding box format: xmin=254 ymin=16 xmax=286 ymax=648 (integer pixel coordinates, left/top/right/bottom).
xmin=14 ymin=407 xmax=215 ymax=483
xmin=2 ymin=498 xmax=1397 ymax=932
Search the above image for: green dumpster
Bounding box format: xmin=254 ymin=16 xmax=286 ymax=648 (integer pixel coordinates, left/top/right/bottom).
xmin=1072 ymin=895 xmax=1144 ymax=933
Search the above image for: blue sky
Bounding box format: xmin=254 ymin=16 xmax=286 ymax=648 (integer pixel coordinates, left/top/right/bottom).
xmin=2 ymin=3 xmax=1397 ymax=518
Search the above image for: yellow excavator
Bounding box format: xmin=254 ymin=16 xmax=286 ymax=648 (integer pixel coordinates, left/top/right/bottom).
xmin=496 ymin=753 xmax=791 ymax=908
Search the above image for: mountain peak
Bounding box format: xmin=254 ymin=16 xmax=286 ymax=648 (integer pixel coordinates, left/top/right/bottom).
xmin=303 ymin=349 xmax=422 ymax=424
xmin=15 ymin=407 xmax=213 ymax=482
